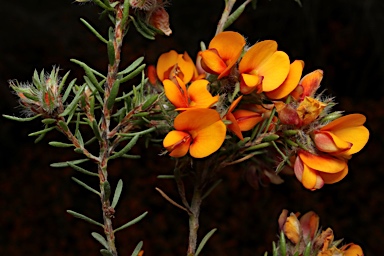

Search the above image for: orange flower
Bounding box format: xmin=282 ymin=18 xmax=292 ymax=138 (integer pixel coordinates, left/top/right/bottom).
xmin=314 ymin=114 xmax=369 ymax=158
xmin=163 ymin=109 xmax=226 ymax=158
xmin=294 ymin=150 xmax=348 ymax=190
xmin=296 ymin=97 xmax=326 ymax=126
xmin=163 ymin=76 xmax=219 ymax=110
xmin=156 ymin=50 xmax=197 ymax=84
xmin=265 ymin=60 xmax=304 ymax=100
xmin=199 ymin=31 xmax=246 ymax=79
xmin=238 ymin=40 xmax=290 ymax=94
xmin=340 ymin=243 xmax=364 ymax=256
xmin=225 ymin=96 xmax=263 ymax=140
xmin=291 ymin=69 xmax=323 ymax=101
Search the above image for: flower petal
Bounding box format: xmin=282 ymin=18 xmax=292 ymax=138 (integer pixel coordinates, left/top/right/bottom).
xmin=258 ymin=51 xmax=290 ymax=92
xmin=177 ymin=52 xmax=196 ymax=84
xmin=298 ymin=150 xmax=346 ymax=174
xmin=265 ymin=60 xmax=304 ymax=99
xmin=174 ymin=108 xmax=221 ymax=132
xmin=239 ymin=40 xmax=278 ymax=73
xmin=233 ymin=109 xmax=263 ymax=131
xmin=157 ymin=50 xmax=178 ymax=81
xmin=187 ymin=79 xmax=219 ymax=108
xmin=300 ymin=211 xmax=319 ymax=241
xmin=341 ymin=243 xmax=364 ymax=256
xmin=163 ymin=130 xmax=191 ymax=157
xmin=321 ymin=114 xmax=366 ymax=131
xmin=295 ymin=69 xmax=323 ymax=100
xmin=200 ymin=49 xmax=228 ymax=75
xmin=319 ymin=164 xmax=348 ymax=184
xmin=302 ymin=164 xmax=324 ymax=190
xmin=284 ymin=213 xmax=301 ymax=244
xmin=163 ymin=77 xmax=188 ymax=108
xmin=314 ymin=131 xmax=352 ymax=153
xmin=240 ymin=73 xmax=261 ymax=94
xmin=189 ymin=119 xmax=227 ymax=158
xmin=227 ymin=112 xmax=244 ymax=140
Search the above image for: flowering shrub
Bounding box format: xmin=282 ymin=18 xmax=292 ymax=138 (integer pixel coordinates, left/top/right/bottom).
xmin=3 ymin=0 xmax=368 ymax=255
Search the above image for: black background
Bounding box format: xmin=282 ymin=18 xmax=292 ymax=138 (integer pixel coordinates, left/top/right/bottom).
xmin=1 ymin=0 xmax=383 ymax=255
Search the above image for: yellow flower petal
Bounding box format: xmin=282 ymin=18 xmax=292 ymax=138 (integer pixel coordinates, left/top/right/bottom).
xmin=157 ymin=50 xmax=178 ymax=81
xmin=298 ymin=150 xmax=346 ymax=174
xmin=284 ymin=214 xmax=301 ymax=244
xmin=239 ymin=40 xmax=278 ymax=73
xmin=302 ymin=164 xmax=324 ymax=190
xmin=200 ymin=49 xmax=228 ymax=75
xmin=258 ymin=51 xmax=290 ymax=92
xmin=265 ymin=60 xmax=304 ymax=99
xmin=163 ymin=130 xmax=191 ymax=157
xmin=233 ymin=109 xmax=263 ymax=131
xmin=163 ymin=77 xmax=188 ymax=108
xmin=187 ymin=79 xmax=219 ymax=108
xmin=341 ymin=243 xmax=364 ymax=256
xmin=319 ymin=164 xmax=348 ymax=184
xmin=189 ymin=119 xmax=226 ymax=158
xmin=177 ymin=52 xmax=195 ymax=84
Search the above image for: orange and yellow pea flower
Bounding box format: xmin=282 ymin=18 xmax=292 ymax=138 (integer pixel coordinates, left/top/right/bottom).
xmin=238 ymin=40 xmax=290 ymax=94
xmin=313 ymin=114 xmax=369 ymax=158
xmin=163 ymin=109 xmax=226 ymax=158
xmin=340 ymin=243 xmax=364 ymax=256
xmin=156 ymin=50 xmax=199 ymax=84
xmin=290 ymin=69 xmax=323 ymax=101
xmin=225 ymin=95 xmax=263 ymax=140
xmin=264 ymin=60 xmax=304 ymax=100
xmin=199 ymin=31 xmax=246 ymax=79
xmin=294 ymin=150 xmax=348 ymax=190
xmin=163 ymin=76 xmax=219 ymax=110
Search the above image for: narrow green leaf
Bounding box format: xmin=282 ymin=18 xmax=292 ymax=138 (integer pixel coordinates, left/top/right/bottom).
xmin=224 ymin=1 xmax=249 ymax=30
xmin=93 ymin=0 xmax=115 ymax=11
xmin=119 ymin=64 xmax=146 ymax=84
xmin=58 ymin=70 xmax=71 ymax=95
xmin=92 ymin=119 xmax=102 ymax=141
xmin=272 ymin=241 xmax=277 ymax=256
xmin=103 ymin=181 xmax=111 ymax=201
xmin=109 ymin=134 xmax=139 ymax=160
xmin=70 ymin=59 xmax=104 ymax=93
xmin=303 ymin=242 xmax=311 ymax=256
xmin=62 ymin=78 xmax=77 ymax=103
xmin=100 ymin=249 xmax=114 ymax=256
xmin=157 ymin=175 xmax=175 ymax=179
xmin=111 ymin=179 xmax=123 ymax=208
xmin=121 ymin=154 xmax=141 ymax=159
xmin=50 ymin=158 xmax=89 ymax=168
xmin=80 ymin=18 xmax=108 ymax=44
xmin=131 ymin=241 xmax=143 ymax=256
xmin=67 ymin=210 xmax=104 ymax=227
xmin=28 ymin=126 xmax=55 ymax=136
xmin=72 ymin=177 xmax=100 ymax=196
xmin=33 ymin=69 xmax=42 ymax=88
xmin=121 ymin=0 xmax=130 ymax=29
xmin=279 ymin=230 xmax=287 ymax=256
xmin=75 ymin=129 xmax=84 ymax=147
xmin=195 ymin=228 xmax=217 ymax=256
xmin=261 ymin=134 xmax=279 ymax=142
xmin=107 ymin=40 xmax=115 ymax=65
xmin=34 ymin=132 xmax=46 ymax=144
xmin=49 ymin=141 xmax=74 ymax=148
xmin=114 ymin=211 xmax=148 ymax=233
xmin=60 ymin=84 xmax=85 ymax=117
xmin=67 ymin=161 xmax=99 ymax=177
xmin=42 ymin=118 xmax=56 ymax=124
xmin=142 ymin=94 xmax=158 ymax=110
xmin=3 ymin=114 xmax=42 ymax=122
xmin=91 ymin=232 xmax=108 ymax=249
xmin=58 ymin=120 xmax=69 ymax=132
xmin=106 ymin=79 xmax=120 ymax=110
xmin=118 ymin=57 xmax=144 ymax=76
xmin=130 ymin=16 xmax=155 ymax=40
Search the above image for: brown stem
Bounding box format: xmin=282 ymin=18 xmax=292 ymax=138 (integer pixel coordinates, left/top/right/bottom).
xmin=187 ymin=184 xmax=203 ymax=256
xmin=215 ymin=0 xmax=237 ymax=35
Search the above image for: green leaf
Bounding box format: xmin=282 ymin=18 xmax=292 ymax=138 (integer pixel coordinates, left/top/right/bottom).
xmin=303 ymin=242 xmax=311 ymax=256
xmin=3 ymin=114 xmax=42 ymax=122
xmin=130 ymin=15 xmax=155 ymax=40
xmin=118 ymin=57 xmax=144 ymax=76
xmin=92 ymin=119 xmax=103 ymax=141
xmin=100 ymin=249 xmax=114 ymax=256
xmin=67 ymin=161 xmax=99 ymax=177
xmin=142 ymin=94 xmax=158 ymax=110
xmin=109 ymin=134 xmax=139 ymax=160
xmin=261 ymin=134 xmax=279 ymax=142
xmin=91 ymin=232 xmax=108 ymax=249
xmin=28 ymin=126 xmax=56 ymax=136
xmin=279 ymin=230 xmax=287 ymax=256
xmin=114 ymin=211 xmax=148 ymax=233
xmin=106 ymin=79 xmax=120 ymax=110
xmin=50 ymin=158 xmax=89 ymax=168
xmin=72 ymin=177 xmax=100 ymax=196
xmin=62 ymin=78 xmax=77 ymax=103
xmin=80 ymin=18 xmax=108 ymax=44
xmin=195 ymin=228 xmax=217 ymax=256
xmin=121 ymin=0 xmax=130 ymax=30
xmin=49 ymin=141 xmax=74 ymax=148
xmin=107 ymin=40 xmax=115 ymax=65
xmin=111 ymin=179 xmax=123 ymax=208
xmin=70 ymin=59 xmax=104 ymax=93
xmin=58 ymin=70 xmax=71 ymax=95
xmin=103 ymin=181 xmax=111 ymax=201
xmin=60 ymin=84 xmax=85 ymax=117
xmin=67 ymin=210 xmax=104 ymax=227
xmin=41 ymin=118 xmax=56 ymax=124
xmin=131 ymin=241 xmax=143 ymax=256
xmin=223 ymin=1 xmax=249 ymax=30
xmin=119 ymin=64 xmax=146 ymax=84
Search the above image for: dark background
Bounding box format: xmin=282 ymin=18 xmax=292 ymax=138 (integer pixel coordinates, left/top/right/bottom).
xmin=1 ymin=0 xmax=383 ymax=255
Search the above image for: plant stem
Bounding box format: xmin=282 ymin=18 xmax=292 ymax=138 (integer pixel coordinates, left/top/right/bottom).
xmin=187 ymin=180 xmax=203 ymax=256
xmin=215 ymin=0 xmax=237 ymax=35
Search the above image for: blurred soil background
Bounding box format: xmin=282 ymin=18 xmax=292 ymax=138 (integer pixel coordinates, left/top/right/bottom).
xmin=1 ymin=0 xmax=383 ymax=255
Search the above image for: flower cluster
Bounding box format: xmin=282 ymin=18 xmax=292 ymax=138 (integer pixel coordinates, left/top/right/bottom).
xmin=278 ymin=209 xmax=364 ymax=256
xmin=150 ymin=31 xmax=369 ymax=190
